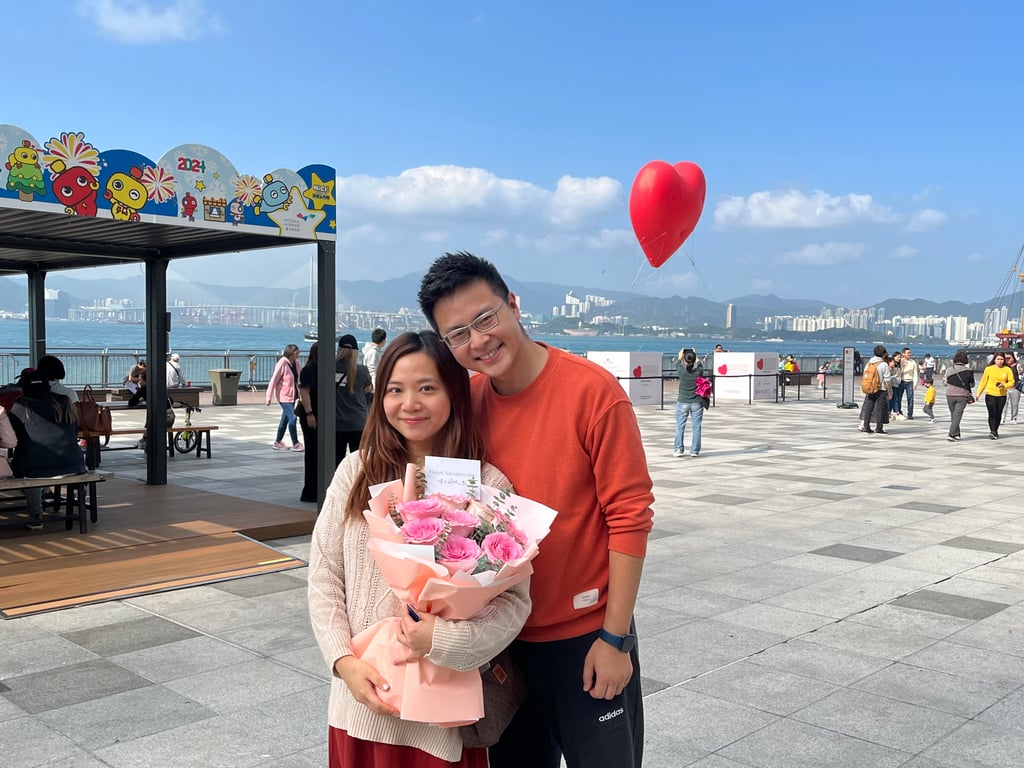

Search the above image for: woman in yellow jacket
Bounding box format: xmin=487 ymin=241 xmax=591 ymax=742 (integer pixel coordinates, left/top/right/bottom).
xmin=976 ymin=351 xmax=1016 ymax=439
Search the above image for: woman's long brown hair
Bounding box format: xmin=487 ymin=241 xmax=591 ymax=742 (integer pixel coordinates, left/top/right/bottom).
xmin=344 ymin=331 xmax=485 ymax=519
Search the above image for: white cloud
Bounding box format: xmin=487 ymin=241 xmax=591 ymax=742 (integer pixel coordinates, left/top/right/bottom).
xmin=906 ymin=208 xmax=948 ymax=232
xmin=775 ymin=242 xmax=865 ymax=266
xmin=890 ymin=244 xmax=918 ymax=260
xmin=968 ymin=251 xmax=986 ymax=262
xmin=715 ymin=189 xmax=899 ymax=229
xmin=337 ymin=166 xmax=620 ymax=229
xmin=77 ymin=0 xmax=221 ymax=44
xmin=548 ymin=175 xmax=621 ymax=226
xmin=912 ymin=185 xmax=939 ymax=201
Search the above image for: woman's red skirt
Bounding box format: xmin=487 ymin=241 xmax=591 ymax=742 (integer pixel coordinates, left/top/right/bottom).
xmin=328 ymin=727 xmax=488 ymax=768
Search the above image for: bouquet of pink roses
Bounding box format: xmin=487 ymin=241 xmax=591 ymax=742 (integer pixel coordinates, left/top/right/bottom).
xmin=351 ymin=458 xmax=557 ymax=726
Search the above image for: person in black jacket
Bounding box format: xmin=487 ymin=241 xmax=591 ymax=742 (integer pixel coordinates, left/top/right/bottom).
xmin=8 ymin=368 xmax=84 ymax=529
xmin=334 ymin=334 xmax=371 ymax=466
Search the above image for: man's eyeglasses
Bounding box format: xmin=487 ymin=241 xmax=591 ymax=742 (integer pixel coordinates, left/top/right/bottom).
xmin=442 ymin=307 xmax=502 ymax=348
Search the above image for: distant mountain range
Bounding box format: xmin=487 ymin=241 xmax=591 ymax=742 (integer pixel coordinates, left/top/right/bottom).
xmin=1 ymin=272 xmax=1018 ymax=328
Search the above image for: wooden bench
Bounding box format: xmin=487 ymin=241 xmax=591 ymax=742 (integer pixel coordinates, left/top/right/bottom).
xmin=81 ymin=426 xmax=219 ymax=469
xmin=109 ymin=388 xmax=200 ymax=407
xmin=75 ymin=388 xmax=118 ymax=402
xmin=0 ymin=472 xmax=107 ymax=533
xmin=167 ymin=388 xmax=201 ymax=408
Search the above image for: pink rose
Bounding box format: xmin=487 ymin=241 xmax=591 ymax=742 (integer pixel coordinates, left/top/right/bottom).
xmin=439 ymin=535 xmax=482 ymax=574
xmin=505 ymin=520 xmax=529 ymax=546
xmin=401 ymin=517 xmax=447 ymax=546
xmin=467 ymin=498 xmax=495 ymax=523
xmin=442 ymin=507 xmax=480 ymax=538
xmin=436 ymin=493 xmax=472 ymax=509
xmin=397 ymin=497 xmax=450 ymax=524
xmin=481 ymin=532 xmax=524 ymax=566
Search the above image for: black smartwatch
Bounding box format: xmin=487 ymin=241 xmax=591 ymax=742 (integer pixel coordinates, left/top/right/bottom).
xmin=598 ymin=628 xmax=637 ymax=653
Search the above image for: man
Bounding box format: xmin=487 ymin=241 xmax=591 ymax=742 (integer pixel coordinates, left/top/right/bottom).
xmin=922 ymin=353 xmax=936 ymax=385
xmin=419 ymin=252 xmax=653 ymax=768
xmin=860 ymin=344 xmax=895 ymax=434
xmin=166 ymin=353 xmax=185 ymax=388
xmin=361 ymin=328 xmax=387 ymax=392
xmin=899 ymin=347 xmax=920 ymax=420
xmin=126 ymin=358 xmax=146 ymax=394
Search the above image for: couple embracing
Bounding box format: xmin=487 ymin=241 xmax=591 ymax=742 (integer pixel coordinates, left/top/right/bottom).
xmin=308 ymin=252 xmax=654 ymax=768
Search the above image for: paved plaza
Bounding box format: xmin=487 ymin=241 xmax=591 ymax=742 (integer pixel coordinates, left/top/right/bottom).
xmin=4 ymin=389 xmax=1024 ymax=767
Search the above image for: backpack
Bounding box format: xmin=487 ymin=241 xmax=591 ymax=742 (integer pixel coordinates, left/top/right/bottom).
xmin=861 ymin=361 xmax=882 ymax=394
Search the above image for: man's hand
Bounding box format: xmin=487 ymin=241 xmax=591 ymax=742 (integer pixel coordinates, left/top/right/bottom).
xmin=582 ymin=639 xmax=633 ymax=700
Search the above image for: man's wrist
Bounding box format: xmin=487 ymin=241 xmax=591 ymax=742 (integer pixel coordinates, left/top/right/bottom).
xmin=597 ymin=628 xmax=637 ymax=653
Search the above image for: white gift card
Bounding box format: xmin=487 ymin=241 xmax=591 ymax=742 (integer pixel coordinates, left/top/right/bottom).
xmin=424 ymin=456 xmax=482 ymax=499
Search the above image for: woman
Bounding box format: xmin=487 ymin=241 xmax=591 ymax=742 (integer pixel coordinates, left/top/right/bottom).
xmin=334 ymin=334 xmax=371 ymax=465
xmin=8 ymin=368 xmax=84 ymax=529
xmin=976 ymin=351 xmax=1015 ymax=439
xmin=1004 ymin=352 xmax=1022 ymax=426
xmin=944 ymin=349 xmax=976 ymax=442
xmin=298 ymin=342 xmax=319 ymax=503
xmin=674 ymin=348 xmax=704 ymax=458
xmin=308 ymin=331 xmax=530 ymax=767
xmin=267 ymin=343 xmax=303 ymax=451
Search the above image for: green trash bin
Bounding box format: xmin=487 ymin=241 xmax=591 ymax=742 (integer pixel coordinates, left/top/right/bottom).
xmin=209 ymin=369 xmax=241 ymax=406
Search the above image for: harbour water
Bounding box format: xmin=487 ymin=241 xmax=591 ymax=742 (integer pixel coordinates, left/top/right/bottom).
xmin=2 ymin=319 xmax=961 ymax=360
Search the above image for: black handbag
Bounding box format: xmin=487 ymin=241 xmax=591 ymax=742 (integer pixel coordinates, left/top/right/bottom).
xmin=458 ymin=648 xmax=526 ymax=748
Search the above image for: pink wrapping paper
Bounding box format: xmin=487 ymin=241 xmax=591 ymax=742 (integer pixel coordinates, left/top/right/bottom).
xmin=351 ymin=618 xmax=483 ymax=726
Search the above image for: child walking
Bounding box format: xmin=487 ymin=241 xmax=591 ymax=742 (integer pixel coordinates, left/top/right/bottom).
xmin=923 ymin=380 xmax=936 ymax=423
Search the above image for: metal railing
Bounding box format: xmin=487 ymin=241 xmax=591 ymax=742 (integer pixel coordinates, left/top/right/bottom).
xmin=0 ymin=347 xmax=286 ymax=390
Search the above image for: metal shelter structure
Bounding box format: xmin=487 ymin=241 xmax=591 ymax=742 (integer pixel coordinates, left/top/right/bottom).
xmin=0 ymin=124 xmax=339 ymax=499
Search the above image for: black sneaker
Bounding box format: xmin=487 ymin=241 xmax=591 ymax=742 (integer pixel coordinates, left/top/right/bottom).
xmin=26 ymin=519 xmax=42 ymax=531
xmin=876 ymin=429 xmax=888 ymax=434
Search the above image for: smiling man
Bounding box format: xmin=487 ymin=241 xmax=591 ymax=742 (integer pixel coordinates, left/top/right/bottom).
xmin=418 ymin=251 xmax=654 ymax=768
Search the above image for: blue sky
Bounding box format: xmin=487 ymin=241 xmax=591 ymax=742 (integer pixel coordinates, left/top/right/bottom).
xmin=6 ymin=0 xmax=1024 ymax=307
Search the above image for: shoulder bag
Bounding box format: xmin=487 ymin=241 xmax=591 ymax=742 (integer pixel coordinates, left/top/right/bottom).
xmin=458 ymin=647 xmax=527 ymax=748
xmin=75 ymin=385 xmax=112 ymax=436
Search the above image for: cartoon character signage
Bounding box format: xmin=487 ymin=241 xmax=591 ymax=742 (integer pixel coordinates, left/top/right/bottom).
xmin=0 ymin=124 xmax=335 ymax=241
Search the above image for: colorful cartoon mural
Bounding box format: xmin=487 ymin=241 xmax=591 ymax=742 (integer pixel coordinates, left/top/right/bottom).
xmin=0 ymin=125 xmax=336 ymax=242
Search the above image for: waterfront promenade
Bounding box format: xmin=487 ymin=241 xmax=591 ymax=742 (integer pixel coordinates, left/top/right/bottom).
xmin=4 ymin=390 xmax=1024 ymax=767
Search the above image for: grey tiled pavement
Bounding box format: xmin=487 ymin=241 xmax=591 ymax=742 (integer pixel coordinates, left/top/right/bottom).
xmin=5 ymin=387 xmax=1024 ymax=767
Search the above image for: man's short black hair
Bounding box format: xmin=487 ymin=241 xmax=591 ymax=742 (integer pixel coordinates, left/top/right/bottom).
xmin=418 ymin=251 xmax=511 ymax=330
xmin=371 ymin=328 xmax=387 ymax=344
xmin=874 ymin=344 xmax=887 ymax=357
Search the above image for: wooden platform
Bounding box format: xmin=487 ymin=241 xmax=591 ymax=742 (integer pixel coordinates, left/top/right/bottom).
xmin=0 ymin=476 xmax=315 ymax=617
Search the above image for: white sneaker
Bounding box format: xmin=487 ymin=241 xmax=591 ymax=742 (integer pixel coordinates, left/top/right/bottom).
xmin=273 ymin=441 xmax=288 ymax=450
xmin=672 ymin=450 xmax=684 ymax=458
xmin=1014 ymin=419 xmax=1019 ymax=425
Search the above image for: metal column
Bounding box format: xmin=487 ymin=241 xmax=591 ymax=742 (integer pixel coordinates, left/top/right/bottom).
xmin=26 ymin=269 xmax=46 ymax=365
xmin=144 ymin=259 xmax=169 ymax=485
xmin=316 ymin=240 xmax=336 ymax=505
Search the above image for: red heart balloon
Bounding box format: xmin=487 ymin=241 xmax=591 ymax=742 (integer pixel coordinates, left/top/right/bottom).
xmin=756 ymin=358 xmax=764 ymax=370
xmin=717 ymin=364 xmax=728 ymax=375
xmin=632 ymin=365 xmax=642 ymax=378
xmin=629 ymin=160 xmax=706 ymax=268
